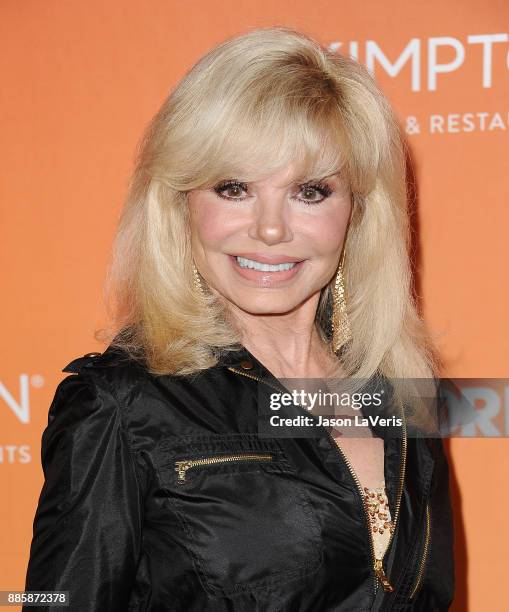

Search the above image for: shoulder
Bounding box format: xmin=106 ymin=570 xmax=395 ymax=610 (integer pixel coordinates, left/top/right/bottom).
xmin=59 ymin=344 xmax=149 ymax=407
xmin=43 ymin=346 xmax=153 ymax=459
xmin=61 ymin=344 xmax=143 ymax=377
xmin=41 ymin=347 xmax=153 ymax=451
xmin=56 ymin=344 xmax=198 ymax=432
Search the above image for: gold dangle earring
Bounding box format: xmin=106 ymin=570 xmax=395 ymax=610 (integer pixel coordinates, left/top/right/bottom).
xmin=192 ymin=261 xmax=206 ymax=295
xmin=331 ymin=246 xmax=352 ymax=353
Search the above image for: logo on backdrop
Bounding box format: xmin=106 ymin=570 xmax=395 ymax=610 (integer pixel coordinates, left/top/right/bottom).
xmin=328 ymin=33 xmax=509 ymax=135
xmin=0 ymin=374 xmax=44 ymax=464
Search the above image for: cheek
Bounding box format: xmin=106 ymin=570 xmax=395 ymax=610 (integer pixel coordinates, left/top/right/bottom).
xmin=188 ymin=197 xmax=234 ymax=248
xmin=302 ymin=208 xmax=350 ymax=255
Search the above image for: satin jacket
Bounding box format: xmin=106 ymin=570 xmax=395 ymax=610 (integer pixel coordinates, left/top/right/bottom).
xmin=23 ymin=343 xmax=455 ymax=611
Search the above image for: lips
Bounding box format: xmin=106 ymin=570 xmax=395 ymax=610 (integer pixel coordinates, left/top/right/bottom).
xmin=228 ymin=254 xmax=305 ymax=285
xmin=231 ymin=252 xmax=304 ymax=264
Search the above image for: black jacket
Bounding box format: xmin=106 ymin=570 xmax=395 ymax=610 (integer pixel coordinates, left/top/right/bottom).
xmin=24 ymin=343 xmax=455 ymax=611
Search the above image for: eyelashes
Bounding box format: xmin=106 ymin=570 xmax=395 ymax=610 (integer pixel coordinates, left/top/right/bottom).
xmin=212 ymin=179 xmax=333 ymax=204
xmin=213 ymin=180 xmax=247 ymax=201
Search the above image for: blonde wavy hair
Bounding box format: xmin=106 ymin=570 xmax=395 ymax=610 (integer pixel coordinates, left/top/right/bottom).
xmin=96 ymin=26 xmax=441 ymax=414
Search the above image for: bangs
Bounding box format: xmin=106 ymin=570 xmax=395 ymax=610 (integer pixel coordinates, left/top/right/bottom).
xmin=180 ymin=89 xmax=352 ymax=190
xmin=196 ymin=102 xmax=348 ymax=187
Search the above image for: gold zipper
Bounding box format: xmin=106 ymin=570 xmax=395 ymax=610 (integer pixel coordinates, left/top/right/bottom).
xmin=227 ymin=365 xmax=407 ymax=597
xmin=330 ymin=420 xmax=406 ymax=595
xmin=408 ymin=501 xmax=431 ymax=599
xmin=175 ymin=453 xmax=273 ymax=483
xmin=227 ymin=366 xmax=287 ymax=394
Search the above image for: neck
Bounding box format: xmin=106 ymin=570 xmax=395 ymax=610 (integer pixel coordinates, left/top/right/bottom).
xmin=226 ymin=293 xmax=341 ymax=379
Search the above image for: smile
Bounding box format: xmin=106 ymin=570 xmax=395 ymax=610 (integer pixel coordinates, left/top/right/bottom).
xmin=229 ymin=253 xmax=305 ymax=286
xmin=235 ymin=256 xmax=297 ymax=272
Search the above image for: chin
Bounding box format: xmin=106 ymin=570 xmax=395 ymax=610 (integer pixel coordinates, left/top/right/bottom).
xmin=228 ymin=293 xmax=302 ymax=316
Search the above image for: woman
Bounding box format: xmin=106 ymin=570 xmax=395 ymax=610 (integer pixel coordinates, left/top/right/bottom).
xmin=24 ymin=26 xmax=454 ymax=611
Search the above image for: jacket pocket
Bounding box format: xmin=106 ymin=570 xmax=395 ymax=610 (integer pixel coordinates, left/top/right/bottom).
xmin=408 ymin=501 xmax=432 ymax=600
xmin=154 ymin=434 xmax=323 ymax=597
xmin=174 ymin=451 xmax=274 ymax=483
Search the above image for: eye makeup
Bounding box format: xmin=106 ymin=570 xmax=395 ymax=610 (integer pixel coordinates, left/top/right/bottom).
xmin=212 ymin=178 xmax=335 ymax=204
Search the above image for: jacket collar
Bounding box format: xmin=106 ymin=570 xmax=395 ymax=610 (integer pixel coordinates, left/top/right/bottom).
xmin=217 ymin=346 xmax=407 ymax=441
xmin=106 ymin=338 xmax=401 ymax=434
xmin=214 ymin=344 xmax=270 ymax=380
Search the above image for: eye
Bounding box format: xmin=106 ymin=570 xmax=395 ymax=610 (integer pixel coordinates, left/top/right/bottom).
xmin=295 ymin=181 xmax=333 ymax=204
xmin=212 ymin=179 xmax=334 ymax=204
xmin=213 ymin=180 xmax=248 ymax=201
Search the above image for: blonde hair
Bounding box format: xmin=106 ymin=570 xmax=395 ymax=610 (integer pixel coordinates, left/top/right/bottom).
xmin=96 ymin=25 xmax=441 ymax=415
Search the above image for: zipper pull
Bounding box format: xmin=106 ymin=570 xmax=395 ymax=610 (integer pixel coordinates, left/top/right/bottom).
xmin=175 ymin=460 xmax=193 ymax=483
xmin=374 ymin=558 xmax=394 ymax=592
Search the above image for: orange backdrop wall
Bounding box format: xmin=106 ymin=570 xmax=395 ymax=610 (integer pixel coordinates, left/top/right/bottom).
xmin=1 ymin=1 xmax=508 ymax=610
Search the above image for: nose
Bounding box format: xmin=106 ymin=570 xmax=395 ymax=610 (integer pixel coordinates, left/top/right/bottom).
xmin=247 ymin=195 xmax=294 ymax=246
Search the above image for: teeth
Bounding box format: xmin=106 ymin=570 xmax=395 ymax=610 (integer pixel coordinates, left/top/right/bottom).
xmin=235 ymin=256 xmax=297 ymax=272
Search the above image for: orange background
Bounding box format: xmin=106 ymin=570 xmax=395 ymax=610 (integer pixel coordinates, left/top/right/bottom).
xmin=1 ymin=1 xmax=508 ymax=610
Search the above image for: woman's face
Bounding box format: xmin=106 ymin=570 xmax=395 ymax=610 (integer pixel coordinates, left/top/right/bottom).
xmin=187 ymin=163 xmax=352 ymax=315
